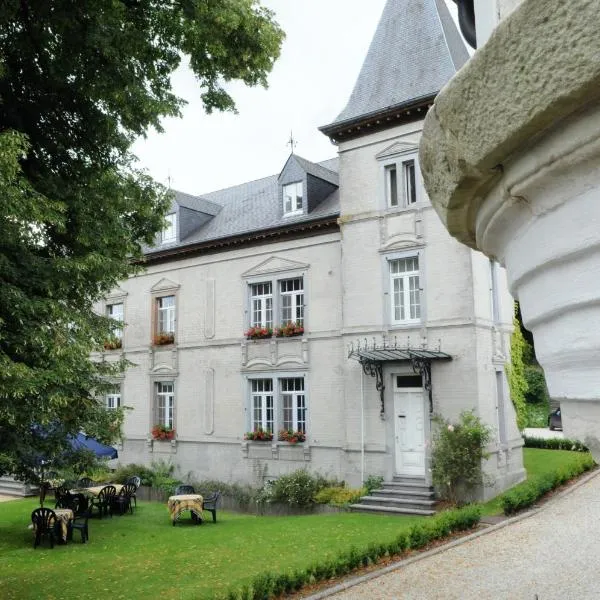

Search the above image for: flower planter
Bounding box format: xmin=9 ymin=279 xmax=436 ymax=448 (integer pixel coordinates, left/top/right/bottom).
xmin=152 ymin=425 xmax=176 ymax=441
xmin=153 ymin=332 xmax=175 ymax=346
xmin=245 ymin=327 xmax=273 ymax=340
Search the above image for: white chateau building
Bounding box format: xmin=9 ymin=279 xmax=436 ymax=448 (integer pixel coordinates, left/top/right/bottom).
xmin=99 ymin=0 xmax=525 ymax=505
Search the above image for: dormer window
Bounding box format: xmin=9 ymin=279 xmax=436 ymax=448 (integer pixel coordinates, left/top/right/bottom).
xmin=283 ymin=182 xmax=303 ymax=216
xmin=161 ymin=213 xmax=176 ymax=244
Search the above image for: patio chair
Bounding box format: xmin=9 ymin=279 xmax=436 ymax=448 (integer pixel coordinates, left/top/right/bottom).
xmin=69 ymin=499 xmax=91 ymax=543
xmin=77 ymin=477 xmax=94 ymax=488
xmin=174 ymin=484 xmax=195 ymax=495
xmin=91 ymin=485 xmax=116 ymax=519
xmin=201 ymin=491 xmax=222 ymax=523
xmin=125 ymin=475 xmax=141 ymax=509
xmin=70 ymin=493 xmax=89 ymax=517
xmin=112 ymin=483 xmax=136 ymax=516
xmin=31 ymin=507 xmax=57 ymax=549
xmin=54 ymin=486 xmax=73 ymax=510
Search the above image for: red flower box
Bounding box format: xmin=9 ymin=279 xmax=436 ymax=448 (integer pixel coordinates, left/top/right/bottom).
xmin=152 ymin=425 xmax=176 ymax=441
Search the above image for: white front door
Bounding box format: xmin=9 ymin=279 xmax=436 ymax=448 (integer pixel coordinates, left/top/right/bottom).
xmin=394 ymin=387 xmax=426 ymax=477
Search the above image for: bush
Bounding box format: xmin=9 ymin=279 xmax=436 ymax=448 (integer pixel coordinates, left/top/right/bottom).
xmin=112 ymin=463 xmax=154 ymax=486
xmin=500 ymin=452 xmax=595 ymax=514
xmin=270 ymin=469 xmax=320 ymax=506
xmin=314 ymin=486 xmax=365 ymax=506
xmin=223 ymin=505 xmax=481 ymax=599
xmin=524 ymin=365 xmax=549 ymax=405
xmin=364 ymin=474 xmax=384 ymax=495
xmin=189 ymin=478 xmax=259 ymax=507
xmin=523 ymin=436 xmax=588 ymax=452
xmin=524 ymin=403 xmax=549 ymax=428
xmin=431 ymin=411 xmax=493 ymax=505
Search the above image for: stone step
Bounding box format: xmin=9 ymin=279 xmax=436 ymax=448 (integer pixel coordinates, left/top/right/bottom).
xmin=349 ymin=504 xmax=436 ymax=516
xmin=0 ymin=477 xmax=37 ymax=497
xmin=372 ymin=488 xmax=435 ymax=499
xmin=359 ymin=495 xmax=436 ymax=510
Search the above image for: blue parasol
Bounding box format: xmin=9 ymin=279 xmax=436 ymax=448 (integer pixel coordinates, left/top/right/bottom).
xmin=68 ymin=433 xmax=118 ymax=459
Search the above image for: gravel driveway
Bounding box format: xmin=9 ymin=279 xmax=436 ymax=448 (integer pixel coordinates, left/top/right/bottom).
xmin=324 ymin=471 xmax=600 ymax=600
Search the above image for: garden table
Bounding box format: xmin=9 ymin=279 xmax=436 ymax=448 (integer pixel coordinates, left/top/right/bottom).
xmin=52 ymin=508 xmax=74 ymax=542
xmin=70 ymin=484 xmax=124 ymax=497
xmin=167 ymin=494 xmax=203 ymax=525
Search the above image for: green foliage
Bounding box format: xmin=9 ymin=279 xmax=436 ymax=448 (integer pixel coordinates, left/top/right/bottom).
xmin=523 ymin=437 xmax=589 ymax=452
xmin=189 ymin=478 xmax=258 ymax=507
xmin=506 ymin=311 xmax=529 ymax=430
xmin=524 ymin=365 xmax=549 ymax=405
xmin=524 ymin=402 xmax=550 ymax=428
xmin=314 ymin=486 xmax=365 ymax=506
xmin=431 ymin=411 xmax=494 ymax=505
xmin=223 ymin=505 xmax=481 ymax=599
xmin=364 ymin=474 xmax=384 ymax=495
xmin=269 ymin=469 xmax=322 ymax=506
xmin=500 ymin=452 xmax=595 ymax=514
xmin=0 ymin=1 xmax=284 ymax=481
xmin=112 ymin=463 xmax=155 ymax=486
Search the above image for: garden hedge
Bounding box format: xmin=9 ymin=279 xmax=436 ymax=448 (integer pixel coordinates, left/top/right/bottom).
xmin=523 ymin=436 xmax=588 ymax=452
xmin=219 ymin=505 xmax=482 ymax=599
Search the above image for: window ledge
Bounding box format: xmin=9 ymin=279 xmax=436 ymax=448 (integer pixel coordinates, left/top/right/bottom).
xmin=384 ymin=201 xmax=428 ymax=215
xmin=241 ymin=440 xmax=311 ymax=461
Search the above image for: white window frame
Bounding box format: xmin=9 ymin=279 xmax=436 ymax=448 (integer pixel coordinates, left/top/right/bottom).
xmin=250 ymin=282 xmax=273 ymax=329
xmin=105 ymin=384 xmax=121 ymax=410
xmin=156 ymin=295 xmax=176 ymax=335
xmin=389 ymin=256 xmax=421 ymax=325
xmin=106 ymin=302 xmax=124 ymax=340
xmin=279 ymin=278 xmax=304 ymax=326
xmin=246 ymin=272 xmax=306 ymax=331
xmin=156 ymin=381 xmax=175 ymax=429
xmin=161 ymin=213 xmax=177 ymax=244
xmin=382 ymin=250 xmax=424 ymax=327
xmin=246 ymin=373 xmax=308 ymax=437
xmin=251 ymin=378 xmax=274 ymax=432
xmin=282 ymin=181 xmax=303 ymax=216
xmin=381 ymin=152 xmax=423 ymax=209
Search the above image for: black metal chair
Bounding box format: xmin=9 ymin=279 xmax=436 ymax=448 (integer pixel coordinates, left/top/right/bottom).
xmin=69 ymin=498 xmax=91 ymax=543
xmin=31 ymin=507 xmax=57 ymax=549
xmin=77 ymin=477 xmax=94 ymax=488
xmin=91 ymin=485 xmax=116 ymax=519
xmin=174 ymin=484 xmax=195 ymax=495
xmin=112 ymin=483 xmax=136 ymax=515
xmin=201 ymin=491 xmax=222 ymax=523
xmin=125 ymin=476 xmax=141 ymax=509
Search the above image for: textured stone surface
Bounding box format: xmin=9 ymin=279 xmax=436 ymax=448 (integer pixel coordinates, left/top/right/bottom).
xmin=420 ymin=0 xmax=600 ymax=248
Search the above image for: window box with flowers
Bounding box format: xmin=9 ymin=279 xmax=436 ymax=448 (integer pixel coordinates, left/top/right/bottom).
xmin=154 ymin=332 xmax=175 ymax=346
xmin=278 ymin=429 xmax=306 ymax=444
xmin=244 ymin=428 xmax=274 ymax=441
xmin=152 ymin=424 xmax=176 ymax=441
xmin=275 ymin=322 xmax=304 ymax=338
xmin=103 ymin=337 xmax=122 ymax=351
xmin=245 ymin=327 xmax=273 ymax=340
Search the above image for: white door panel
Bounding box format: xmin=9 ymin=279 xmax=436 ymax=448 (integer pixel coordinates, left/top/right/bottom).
xmin=394 ymin=388 xmax=425 ymax=476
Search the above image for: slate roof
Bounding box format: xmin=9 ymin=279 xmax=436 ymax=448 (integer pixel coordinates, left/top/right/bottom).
xmin=322 ymin=0 xmax=469 ymax=132
xmin=146 ymin=156 xmax=339 ymax=256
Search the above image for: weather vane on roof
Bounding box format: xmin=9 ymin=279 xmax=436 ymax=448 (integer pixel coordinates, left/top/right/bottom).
xmin=287 ymin=131 xmax=298 ymax=153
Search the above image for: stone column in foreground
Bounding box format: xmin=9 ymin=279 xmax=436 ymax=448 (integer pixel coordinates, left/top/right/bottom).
xmin=420 ymin=0 xmax=600 ymax=458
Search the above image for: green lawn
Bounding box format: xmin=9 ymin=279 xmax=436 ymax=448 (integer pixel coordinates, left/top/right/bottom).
xmin=0 ymin=501 xmax=423 ymax=600
xmin=480 ymin=447 xmax=592 ymax=515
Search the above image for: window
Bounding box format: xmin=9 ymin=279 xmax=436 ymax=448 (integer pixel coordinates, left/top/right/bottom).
xmin=105 ymin=384 xmax=121 ymax=410
xmin=248 ymin=376 xmax=306 ymax=435
xmin=283 ymin=182 xmax=303 ymax=216
xmin=280 ymin=278 xmax=304 ymax=326
xmin=384 ymin=156 xmax=420 ymax=207
xmin=490 ymin=259 xmax=500 ymax=324
xmin=250 ymin=283 xmax=273 ymax=328
xmin=390 ymin=256 xmax=420 ymax=324
xmin=281 ymin=378 xmax=306 ymax=432
xmin=156 ymin=295 xmax=175 ymax=334
xmin=156 ymin=381 xmax=174 ymax=428
xmin=106 ymin=302 xmax=124 ymax=340
xmin=251 ymin=379 xmax=274 ymax=432
xmin=248 ymin=276 xmax=304 ymax=330
xmin=161 ymin=213 xmax=176 ymax=244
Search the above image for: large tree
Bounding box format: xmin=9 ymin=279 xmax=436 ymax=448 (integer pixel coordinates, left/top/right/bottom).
xmin=0 ymin=0 xmax=284 ymax=481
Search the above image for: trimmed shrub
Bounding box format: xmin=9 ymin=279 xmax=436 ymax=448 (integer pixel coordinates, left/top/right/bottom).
xmin=314 ymin=486 xmax=365 ymax=506
xmin=431 ymin=411 xmax=493 ymax=505
xmin=222 ymin=505 xmax=482 ymax=599
xmin=523 ymin=436 xmax=588 ymax=452
xmin=364 ymin=474 xmax=384 ymax=495
xmin=500 ymin=453 xmax=595 ymax=515
xmin=524 ymin=365 xmax=549 ymax=405
xmin=524 ymin=402 xmax=549 ymax=428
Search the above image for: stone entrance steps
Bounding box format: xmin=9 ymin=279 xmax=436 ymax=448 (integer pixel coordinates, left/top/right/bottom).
xmin=0 ymin=477 xmax=37 ymax=498
xmin=350 ymin=476 xmax=436 ymax=516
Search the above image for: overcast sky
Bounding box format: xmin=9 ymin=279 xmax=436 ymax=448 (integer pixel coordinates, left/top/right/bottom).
xmin=131 ymin=1 xmax=458 ymax=196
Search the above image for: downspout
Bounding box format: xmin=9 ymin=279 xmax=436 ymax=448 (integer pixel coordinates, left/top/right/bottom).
xmin=361 ymin=368 xmax=365 ymax=485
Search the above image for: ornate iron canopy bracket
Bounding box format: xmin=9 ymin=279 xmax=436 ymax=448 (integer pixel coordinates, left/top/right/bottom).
xmin=360 ymin=358 xmax=385 ymax=416
xmin=411 ymin=358 xmax=433 ymax=413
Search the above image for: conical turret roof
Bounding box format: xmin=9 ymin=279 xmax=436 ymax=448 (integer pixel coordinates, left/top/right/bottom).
xmin=321 ymin=0 xmax=468 ymax=139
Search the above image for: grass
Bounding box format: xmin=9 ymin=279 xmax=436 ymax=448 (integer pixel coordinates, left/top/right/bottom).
xmin=0 ymin=501 xmax=424 ymax=600
xmin=480 ymin=447 xmax=593 ymax=516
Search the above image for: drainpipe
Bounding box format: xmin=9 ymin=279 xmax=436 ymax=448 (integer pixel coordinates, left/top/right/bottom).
xmin=361 ymin=369 xmax=365 ymax=485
